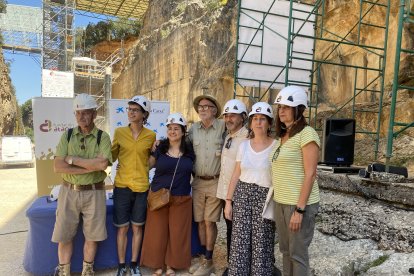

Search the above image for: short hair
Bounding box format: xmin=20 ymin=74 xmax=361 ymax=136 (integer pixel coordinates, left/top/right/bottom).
xmin=247 ymin=115 xmax=273 ymax=138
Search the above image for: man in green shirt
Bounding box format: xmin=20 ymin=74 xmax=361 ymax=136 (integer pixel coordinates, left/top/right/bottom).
xmin=52 ymin=94 xmax=112 ymax=276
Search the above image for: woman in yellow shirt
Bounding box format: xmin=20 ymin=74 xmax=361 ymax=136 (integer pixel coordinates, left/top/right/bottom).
xmin=270 ymin=86 xmax=320 ymax=276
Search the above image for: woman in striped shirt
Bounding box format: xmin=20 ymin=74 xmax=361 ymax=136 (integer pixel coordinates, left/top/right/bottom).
xmin=270 ymin=86 xmax=320 ymax=276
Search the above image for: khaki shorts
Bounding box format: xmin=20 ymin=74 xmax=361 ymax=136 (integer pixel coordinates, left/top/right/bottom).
xmin=51 ymin=184 xmax=107 ymax=243
xmin=192 ymin=178 xmax=223 ymax=222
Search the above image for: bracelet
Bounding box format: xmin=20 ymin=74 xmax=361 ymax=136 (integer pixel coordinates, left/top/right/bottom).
xmin=225 ymin=198 xmax=232 ymax=201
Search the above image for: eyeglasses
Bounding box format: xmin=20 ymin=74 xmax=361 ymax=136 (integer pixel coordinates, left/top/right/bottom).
xmin=126 ymin=107 xmax=143 ymax=113
xmin=75 ymin=110 xmax=94 ymax=117
xmin=80 ymin=137 xmax=86 ymax=150
xmin=271 ymin=146 xmax=280 ymax=162
xmin=224 ymin=137 xmax=233 ymax=149
xmin=197 ymin=105 xmax=216 ymax=111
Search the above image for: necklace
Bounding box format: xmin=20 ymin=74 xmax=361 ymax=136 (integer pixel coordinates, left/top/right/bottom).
xmin=167 ymin=150 xmax=181 ymax=158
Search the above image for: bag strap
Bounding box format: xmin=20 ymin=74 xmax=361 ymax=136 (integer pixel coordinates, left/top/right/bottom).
xmin=168 ymin=156 xmax=181 ymax=190
xmin=150 ymin=155 xmax=181 ymax=192
xmin=67 ymin=128 xmax=103 ymax=146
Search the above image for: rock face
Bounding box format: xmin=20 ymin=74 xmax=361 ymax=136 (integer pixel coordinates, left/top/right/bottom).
xmin=318 ymin=190 xmax=414 ymax=252
xmin=112 ymin=0 xmax=413 ymax=132
xmin=112 ymin=0 xmax=237 ymax=122
xmin=0 ymin=49 xmax=19 ymax=136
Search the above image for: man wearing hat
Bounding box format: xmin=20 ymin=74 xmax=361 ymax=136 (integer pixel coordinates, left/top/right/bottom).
xmin=188 ymin=94 xmax=226 ymax=275
xmin=111 ymin=95 xmax=156 ymax=276
xmin=53 ymin=93 xmax=112 ymax=276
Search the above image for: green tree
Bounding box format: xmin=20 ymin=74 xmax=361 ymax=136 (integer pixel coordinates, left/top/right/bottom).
xmin=84 ymin=21 xmax=113 ymax=52
xmin=20 ymin=99 xmax=33 ymax=141
xmin=74 ymin=18 xmax=142 ymax=55
xmin=0 ymin=0 xmax=6 ymax=13
xmin=111 ymin=18 xmax=142 ymax=39
xmin=21 ymin=99 xmax=33 ymax=129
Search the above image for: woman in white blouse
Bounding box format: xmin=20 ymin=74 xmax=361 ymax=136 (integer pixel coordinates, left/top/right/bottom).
xmin=224 ymin=102 xmax=276 ymax=276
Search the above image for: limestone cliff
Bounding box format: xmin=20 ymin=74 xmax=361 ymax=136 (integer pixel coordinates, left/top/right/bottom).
xmin=0 ymin=49 xmax=19 ymax=136
xmin=112 ymin=0 xmax=413 ymax=126
xmin=109 ymin=0 xmax=413 ymax=168
xmin=112 ymin=0 xmax=237 ymax=123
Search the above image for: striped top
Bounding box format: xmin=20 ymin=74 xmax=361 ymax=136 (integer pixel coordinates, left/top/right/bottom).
xmin=270 ymin=126 xmax=320 ymax=205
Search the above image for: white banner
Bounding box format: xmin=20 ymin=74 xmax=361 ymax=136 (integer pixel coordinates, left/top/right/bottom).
xmin=32 ymin=98 xmax=170 ymax=195
xmin=108 ymin=100 xmax=170 ymax=182
xmin=42 ymin=69 xmax=74 ymax=98
xmin=32 ymin=97 xmax=76 ymax=196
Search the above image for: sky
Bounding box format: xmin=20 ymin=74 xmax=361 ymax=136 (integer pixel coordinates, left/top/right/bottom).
xmin=4 ymin=0 xmax=102 ymax=104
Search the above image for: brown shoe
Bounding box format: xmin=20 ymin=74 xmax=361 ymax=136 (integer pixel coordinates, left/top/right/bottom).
xmin=56 ymin=263 xmax=71 ymax=276
xmin=193 ymin=259 xmax=214 ymax=276
xmin=81 ymin=261 xmax=94 ymax=276
xmin=189 ymin=256 xmax=205 ymax=274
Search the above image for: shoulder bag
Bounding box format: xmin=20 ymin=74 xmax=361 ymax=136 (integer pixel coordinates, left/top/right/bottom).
xmin=147 ymin=155 xmax=181 ymax=211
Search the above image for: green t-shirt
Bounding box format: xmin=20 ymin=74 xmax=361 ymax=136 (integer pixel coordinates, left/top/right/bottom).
xmin=55 ymin=126 xmax=112 ymax=185
xmin=270 ymin=126 xmax=320 ymax=205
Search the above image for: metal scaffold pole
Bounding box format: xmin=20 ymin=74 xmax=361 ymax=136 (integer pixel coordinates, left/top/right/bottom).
xmin=385 ymin=0 xmax=414 ymax=170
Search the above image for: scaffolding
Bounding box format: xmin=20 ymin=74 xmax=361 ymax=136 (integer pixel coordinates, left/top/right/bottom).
xmin=234 ymin=0 xmax=391 ymax=159
xmin=386 ymin=0 xmax=414 ymax=167
xmin=0 ymin=4 xmax=42 ymax=64
xmin=76 ymin=0 xmax=149 ymax=19
xmin=42 ymin=0 xmax=75 ymax=71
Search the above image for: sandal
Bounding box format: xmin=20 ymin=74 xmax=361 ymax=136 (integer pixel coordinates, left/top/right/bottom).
xmin=166 ymin=267 xmax=176 ymax=276
xmin=152 ymin=268 xmax=163 ymax=276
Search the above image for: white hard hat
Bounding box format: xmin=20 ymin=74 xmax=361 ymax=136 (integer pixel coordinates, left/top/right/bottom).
xmin=222 ymin=99 xmax=247 ymax=115
xmin=274 ymin=86 xmax=308 ymax=108
xmin=49 ymin=185 xmax=61 ymax=202
xmin=128 ymin=95 xmax=151 ymax=112
xmin=249 ymin=102 xmax=274 ymax=119
xmin=73 ymin=94 xmax=98 ymax=111
xmin=166 ymin=113 xmax=187 ymax=127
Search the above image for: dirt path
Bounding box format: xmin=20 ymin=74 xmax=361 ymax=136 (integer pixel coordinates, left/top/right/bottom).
xmin=0 ymin=167 xmax=227 ymax=276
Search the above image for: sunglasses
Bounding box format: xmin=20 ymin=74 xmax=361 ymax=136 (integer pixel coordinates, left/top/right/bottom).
xmin=271 ymin=146 xmax=281 ymax=162
xmin=225 ymin=137 xmax=233 ymax=149
xmin=80 ymin=137 xmax=86 ymax=150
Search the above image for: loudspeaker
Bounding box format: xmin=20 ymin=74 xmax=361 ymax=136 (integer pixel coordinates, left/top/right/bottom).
xmin=321 ymin=118 xmax=356 ymax=166
xmin=367 ymin=163 xmax=408 ymax=178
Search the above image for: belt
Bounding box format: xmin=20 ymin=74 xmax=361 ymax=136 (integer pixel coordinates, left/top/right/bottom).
xmin=63 ymin=180 xmax=105 ymax=191
xmin=196 ymin=174 xmax=220 ymax=181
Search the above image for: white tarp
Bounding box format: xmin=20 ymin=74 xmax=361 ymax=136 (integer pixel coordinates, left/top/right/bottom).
xmin=42 ymin=69 xmax=75 ymax=98
xmin=237 ymin=0 xmax=315 ymax=89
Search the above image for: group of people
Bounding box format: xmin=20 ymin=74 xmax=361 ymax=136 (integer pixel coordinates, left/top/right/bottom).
xmin=52 ymin=85 xmax=321 ymax=276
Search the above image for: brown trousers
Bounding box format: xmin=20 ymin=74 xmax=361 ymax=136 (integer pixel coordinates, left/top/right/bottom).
xmin=140 ymin=195 xmax=192 ymax=269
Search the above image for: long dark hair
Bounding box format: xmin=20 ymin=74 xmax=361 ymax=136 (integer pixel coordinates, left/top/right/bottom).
xmin=158 ymin=125 xmax=194 ymax=160
xmin=275 ymin=105 xmax=308 ymax=138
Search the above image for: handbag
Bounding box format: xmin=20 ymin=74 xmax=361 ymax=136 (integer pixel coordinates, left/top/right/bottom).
xmin=147 ymin=155 xmax=181 ymax=211
xmin=262 ymin=186 xmax=276 ymax=221
xmin=262 ymin=144 xmax=280 ymax=221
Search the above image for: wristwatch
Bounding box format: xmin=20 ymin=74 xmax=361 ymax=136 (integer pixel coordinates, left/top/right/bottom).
xmin=295 ymin=206 xmax=306 ymax=214
xmin=67 ymin=157 xmax=73 ymax=165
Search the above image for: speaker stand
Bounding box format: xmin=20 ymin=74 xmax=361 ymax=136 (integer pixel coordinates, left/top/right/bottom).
xmin=317 ymin=164 xmax=362 ymax=174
